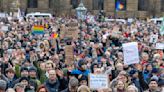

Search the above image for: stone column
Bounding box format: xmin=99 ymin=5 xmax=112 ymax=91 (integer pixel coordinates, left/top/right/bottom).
xmin=104 ymin=0 xmax=115 ymax=16
xmin=83 ymin=0 xmax=92 ymax=10
xmin=60 ymin=0 xmax=72 ymax=15
xmin=149 ymin=0 xmax=161 ymax=17
xmin=104 ymin=0 xmax=115 ymax=12
xmin=126 ymin=0 xmax=138 ymax=11
xmin=126 ymin=0 xmax=138 ymax=18
xmin=38 ymin=0 xmax=49 ymax=9
xmin=20 ymin=0 xmax=27 ymax=10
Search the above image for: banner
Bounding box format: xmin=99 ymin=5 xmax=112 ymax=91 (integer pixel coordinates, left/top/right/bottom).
xmin=89 ymin=74 xmax=108 ymax=89
xmin=123 ymin=42 xmax=139 ymax=65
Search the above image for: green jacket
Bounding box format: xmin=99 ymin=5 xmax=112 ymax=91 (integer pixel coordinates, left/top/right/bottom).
xmin=33 ymin=61 xmax=47 ymax=83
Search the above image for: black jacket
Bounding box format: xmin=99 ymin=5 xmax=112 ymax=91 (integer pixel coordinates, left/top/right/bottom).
xmin=61 ymin=88 xmax=70 ymax=92
xmin=44 ymin=79 xmax=60 ymax=92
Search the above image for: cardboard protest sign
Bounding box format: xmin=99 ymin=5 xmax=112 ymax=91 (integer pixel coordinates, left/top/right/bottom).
xmin=67 ymin=21 xmax=78 ymax=27
xmin=1 ymin=26 xmax=9 ymax=31
xmin=156 ymin=43 xmax=164 ymax=49
xmin=123 ymin=42 xmax=140 ymax=65
xmin=89 ymin=74 xmax=109 ymax=90
xmin=65 ymin=27 xmax=79 ymax=40
xmin=149 ymin=34 xmax=158 ymax=43
xmin=64 ymin=45 xmax=74 ymax=65
xmin=65 ymin=45 xmax=74 ymax=54
xmin=60 ymin=25 xmax=67 ymax=39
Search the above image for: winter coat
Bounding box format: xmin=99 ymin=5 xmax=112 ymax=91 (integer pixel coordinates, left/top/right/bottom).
xmin=44 ymin=79 xmax=60 ymax=92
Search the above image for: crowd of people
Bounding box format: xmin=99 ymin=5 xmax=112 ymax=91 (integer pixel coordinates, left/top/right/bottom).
xmin=0 ymin=14 xmax=163 ymax=92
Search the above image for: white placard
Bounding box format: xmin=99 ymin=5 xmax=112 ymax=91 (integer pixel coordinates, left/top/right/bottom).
xmin=89 ymin=74 xmax=108 ymax=89
xmin=149 ymin=34 xmax=158 ymax=43
xmin=156 ymin=43 xmax=164 ymax=49
xmin=123 ymin=42 xmax=140 ymax=65
xmin=128 ymin=18 xmax=134 ymax=23
xmin=1 ymin=26 xmax=9 ymax=31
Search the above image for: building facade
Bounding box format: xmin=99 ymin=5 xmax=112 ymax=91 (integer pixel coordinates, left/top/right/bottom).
xmin=1 ymin=0 xmax=164 ymax=18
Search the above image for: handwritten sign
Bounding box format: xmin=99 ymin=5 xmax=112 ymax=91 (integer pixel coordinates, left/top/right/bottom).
xmin=123 ymin=42 xmax=139 ymax=65
xmin=65 ymin=27 xmax=79 ymax=40
xmin=156 ymin=43 xmax=164 ymax=49
xmin=1 ymin=26 xmax=9 ymax=31
xmin=89 ymin=74 xmax=108 ymax=89
xmin=65 ymin=45 xmax=74 ymax=65
xmin=149 ymin=34 xmax=158 ymax=43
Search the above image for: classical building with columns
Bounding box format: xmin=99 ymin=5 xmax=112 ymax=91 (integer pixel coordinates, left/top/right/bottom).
xmin=1 ymin=0 xmax=164 ymax=18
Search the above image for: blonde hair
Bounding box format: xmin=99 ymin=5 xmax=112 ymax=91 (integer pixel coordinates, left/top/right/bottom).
xmin=6 ymin=88 xmax=16 ymax=92
xmin=77 ymin=85 xmax=90 ymax=92
xmin=127 ymin=85 xmax=138 ymax=92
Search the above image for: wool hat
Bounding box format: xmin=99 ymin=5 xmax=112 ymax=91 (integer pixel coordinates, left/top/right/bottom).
xmin=14 ymin=83 xmax=25 ymax=90
xmin=152 ymin=68 xmax=158 ymax=73
xmin=29 ymin=67 xmax=37 ymax=72
xmin=79 ymin=75 xmax=88 ymax=82
xmin=129 ymin=69 xmax=138 ymax=76
xmin=20 ymin=67 xmax=29 ymax=72
xmin=69 ymin=77 xmax=79 ymax=87
xmin=19 ymin=77 xmax=29 ymax=83
xmin=0 ymin=80 xmax=7 ymax=90
xmin=78 ymin=59 xmax=86 ymax=68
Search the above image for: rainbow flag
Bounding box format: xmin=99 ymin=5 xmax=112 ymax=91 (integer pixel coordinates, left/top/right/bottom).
xmin=32 ymin=25 xmax=44 ymax=34
xmin=51 ymin=33 xmax=58 ymax=39
xmin=116 ymin=0 xmax=125 ymax=11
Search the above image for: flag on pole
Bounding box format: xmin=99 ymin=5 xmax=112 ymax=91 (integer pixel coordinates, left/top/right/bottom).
xmin=160 ymin=17 xmax=164 ymax=36
xmin=115 ymin=0 xmax=126 ymax=11
xmin=51 ymin=33 xmax=58 ymax=39
xmin=32 ymin=25 xmax=45 ymax=34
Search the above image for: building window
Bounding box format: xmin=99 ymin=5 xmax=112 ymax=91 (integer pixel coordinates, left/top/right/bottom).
xmin=71 ymin=0 xmax=80 ymax=9
xmin=138 ymin=0 xmax=148 ymax=11
xmin=93 ymin=0 xmax=99 ymax=10
xmin=49 ymin=0 xmax=53 ymax=8
xmin=115 ymin=0 xmax=126 ymax=11
xmin=28 ymin=0 xmax=38 ymax=8
xmin=93 ymin=0 xmax=104 ymax=10
xmin=161 ymin=0 xmax=164 ymax=11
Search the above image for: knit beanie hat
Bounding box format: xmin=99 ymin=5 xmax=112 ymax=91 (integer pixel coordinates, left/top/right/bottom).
xmin=0 ymin=80 xmax=7 ymax=90
xmin=69 ymin=77 xmax=79 ymax=87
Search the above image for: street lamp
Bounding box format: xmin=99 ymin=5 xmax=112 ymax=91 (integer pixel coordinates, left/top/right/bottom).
xmin=76 ymin=0 xmax=87 ymax=53
xmin=76 ymin=0 xmax=87 ymax=21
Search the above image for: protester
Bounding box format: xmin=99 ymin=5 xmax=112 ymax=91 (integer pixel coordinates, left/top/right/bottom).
xmin=61 ymin=77 xmax=79 ymax=92
xmin=0 ymin=14 xmax=163 ymax=92
xmin=36 ymin=85 xmax=48 ymax=92
xmin=145 ymin=79 xmax=161 ymax=92
xmin=0 ymin=80 xmax=7 ymax=92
